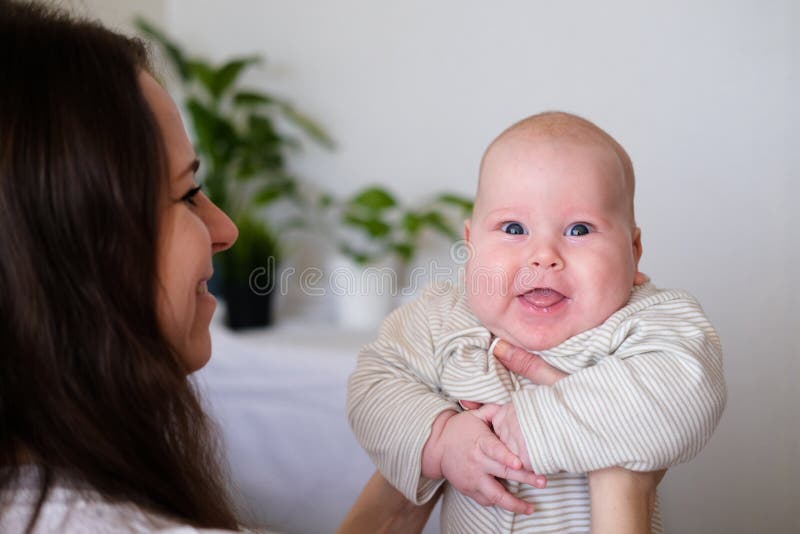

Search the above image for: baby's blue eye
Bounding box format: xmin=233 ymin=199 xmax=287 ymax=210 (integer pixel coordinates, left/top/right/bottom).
xmin=501 ymin=222 xmax=526 ymax=235
xmin=566 ymin=223 xmax=592 ymax=236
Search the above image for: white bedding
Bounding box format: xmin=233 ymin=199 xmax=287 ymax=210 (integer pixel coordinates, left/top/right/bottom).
xmin=196 ymin=321 xmax=441 ymax=533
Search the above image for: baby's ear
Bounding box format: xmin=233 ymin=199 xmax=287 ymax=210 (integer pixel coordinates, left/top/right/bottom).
xmin=463 ymin=219 xmax=471 ymax=242
xmin=632 ymin=227 xmax=643 ymax=264
xmin=632 ymin=227 xmax=646 ymax=286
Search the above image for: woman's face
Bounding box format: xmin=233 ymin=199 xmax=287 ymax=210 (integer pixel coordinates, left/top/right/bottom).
xmin=139 ymin=72 xmax=238 ymax=372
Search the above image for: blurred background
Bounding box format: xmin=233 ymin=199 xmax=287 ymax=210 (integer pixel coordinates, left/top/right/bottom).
xmin=50 ymin=1 xmax=798 ymax=532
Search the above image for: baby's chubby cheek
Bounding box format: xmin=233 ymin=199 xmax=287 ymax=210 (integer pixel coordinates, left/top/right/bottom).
xmin=464 ymin=270 xmax=510 ymax=333
xmin=463 ymin=254 xmax=532 ymax=343
xmin=465 ymin=289 xmax=490 ymax=322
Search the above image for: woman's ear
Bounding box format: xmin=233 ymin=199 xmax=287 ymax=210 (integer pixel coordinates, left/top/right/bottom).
xmin=463 ymin=219 xmax=471 ymax=242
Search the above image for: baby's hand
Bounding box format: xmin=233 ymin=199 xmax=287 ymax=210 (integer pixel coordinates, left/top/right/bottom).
xmin=423 ymin=405 xmax=545 ymax=514
xmin=487 ymin=402 xmax=532 ymax=472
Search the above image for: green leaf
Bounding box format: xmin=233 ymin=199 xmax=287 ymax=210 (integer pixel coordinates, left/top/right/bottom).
xmin=436 ymin=193 xmax=474 ymax=213
xmin=252 ymin=185 xmax=282 ymax=205
xmin=276 ymin=216 xmax=307 ymax=233
xmin=233 ymin=91 xmax=274 ymax=107
xmin=390 ymin=242 xmax=414 ymax=262
xmin=339 ymin=244 xmax=371 ymax=266
xmin=247 ymin=115 xmax=281 ymax=143
xmin=276 ymin=102 xmax=335 ymax=149
xmin=251 ymin=176 xmax=296 ymax=205
xmin=188 ymin=61 xmax=218 ymax=98
xmin=342 ymin=214 xmax=391 ymax=238
xmin=422 ymin=211 xmax=460 ymax=240
xmin=134 ymin=18 xmax=192 ymax=81
xmin=401 ymin=212 xmax=423 ymax=236
xmin=239 ymin=115 xmax=284 ymax=170
xmin=350 ymin=187 xmax=397 ymax=212
xmin=211 ymin=56 xmax=261 ymax=100
xmin=201 ymin=169 xmax=228 ymax=210
xmin=185 ymin=98 xmax=239 ymax=168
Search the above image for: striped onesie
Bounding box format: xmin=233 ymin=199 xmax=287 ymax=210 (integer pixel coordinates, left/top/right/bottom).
xmin=347 ymin=281 xmax=726 ymax=533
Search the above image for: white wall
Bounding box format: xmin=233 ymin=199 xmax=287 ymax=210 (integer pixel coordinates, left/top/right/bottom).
xmin=58 ymin=0 xmax=165 ymax=34
xmin=61 ymin=0 xmax=800 ymax=532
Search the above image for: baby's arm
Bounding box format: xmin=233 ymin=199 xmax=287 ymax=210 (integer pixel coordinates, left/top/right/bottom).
xmin=483 ymin=340 xmax=666 ymax=533
xmin=346 ymin=286 xmax=542 ymax=511
xmin=493 ymin=294 xmax=726 ymax=476
xmin=486 ymin=390 xmax=663 ymax=533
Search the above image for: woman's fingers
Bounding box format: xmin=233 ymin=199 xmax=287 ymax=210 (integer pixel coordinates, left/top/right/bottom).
xmin=459 ymin=399 xmax=483 ymax=410
xmin=492 ymin=340 xmax=567 ymax=385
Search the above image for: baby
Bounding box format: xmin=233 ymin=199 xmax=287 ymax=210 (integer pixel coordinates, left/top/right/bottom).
xmin=347 ymin=111 xmax=726 ymax=532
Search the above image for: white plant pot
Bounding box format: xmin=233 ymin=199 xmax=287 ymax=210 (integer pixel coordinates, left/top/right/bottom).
xmin=329 ymin=255 xmax=398 ymax=331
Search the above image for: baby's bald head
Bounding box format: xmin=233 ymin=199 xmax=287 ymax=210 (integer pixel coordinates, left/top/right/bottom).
xmin=465 ymin=112 xmax=644 ymax=351
xmin=476 ymin=111 xmax=636 ymax=226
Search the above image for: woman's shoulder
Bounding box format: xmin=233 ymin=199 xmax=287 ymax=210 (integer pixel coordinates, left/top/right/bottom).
xmin=0 ymin=467 xmax=263 ymax=533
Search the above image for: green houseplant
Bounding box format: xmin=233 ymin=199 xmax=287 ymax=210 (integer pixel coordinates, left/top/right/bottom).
xmin=136 ymin=19 xmax=332 ymax=328
xmin=326 ymin=186 xmax=472 ymax=329
xmin=333 ymin=186 xmax=473 ymax=266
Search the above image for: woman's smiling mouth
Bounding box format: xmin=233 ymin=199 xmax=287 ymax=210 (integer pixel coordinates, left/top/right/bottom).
xmin=196 ymin=280 xmax=209 ymax=295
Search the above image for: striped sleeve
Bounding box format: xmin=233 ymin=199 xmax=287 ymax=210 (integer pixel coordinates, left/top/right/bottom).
xmin=346 ymin=287 xmax=458 ymax=504
xmin=514 ymin=293 xmax=727 ymax=475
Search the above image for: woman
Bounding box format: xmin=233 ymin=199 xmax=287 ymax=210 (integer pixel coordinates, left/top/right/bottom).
xmin=0 ymin=3 xmax=661 ymax=532
xmin=0 ymin=1 xmax=239 ymax=531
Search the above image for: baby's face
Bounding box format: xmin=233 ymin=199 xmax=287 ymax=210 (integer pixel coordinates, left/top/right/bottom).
xmin=465 ymin=134 xmax=642 ymax=351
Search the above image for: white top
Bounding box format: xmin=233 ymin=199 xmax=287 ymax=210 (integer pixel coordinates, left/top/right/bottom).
xmin=347 ymin=281 xmax=726 ymax=533
xmin=0 ymin=467 xmax=262 ymax=533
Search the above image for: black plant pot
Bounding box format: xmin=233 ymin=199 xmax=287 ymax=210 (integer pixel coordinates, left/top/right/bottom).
xmin=222 ymin=281 xmax=275 ymax=330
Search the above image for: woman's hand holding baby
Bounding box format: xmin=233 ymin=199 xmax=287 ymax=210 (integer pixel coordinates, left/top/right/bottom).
xmin=460 ymin=340 xmax=569 ymax=415
xmin=493 ymin=339 xmax=568 ymax=386
xmin=421 ymin=407 xmax=546 ymax=515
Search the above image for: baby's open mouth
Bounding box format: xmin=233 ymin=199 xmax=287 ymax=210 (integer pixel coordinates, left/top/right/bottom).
xmin=519 ymin=287 xmax=567 ymax=308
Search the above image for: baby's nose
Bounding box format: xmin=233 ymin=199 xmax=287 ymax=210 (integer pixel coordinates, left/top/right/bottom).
xmin=529 ymin=250 xmax=565 ymax=270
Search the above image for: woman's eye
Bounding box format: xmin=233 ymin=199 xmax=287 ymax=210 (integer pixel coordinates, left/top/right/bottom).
xmin=565 ymin=223 xmax=592 ymax=236
xmin=501 ymin=222 xmax=526 ymax=235
xmin=180 ymin=185 xmax=202 ymax=207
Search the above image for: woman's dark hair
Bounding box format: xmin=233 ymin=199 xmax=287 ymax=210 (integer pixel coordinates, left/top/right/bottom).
xmin=0 ymin=1 xmax=238 ymax=530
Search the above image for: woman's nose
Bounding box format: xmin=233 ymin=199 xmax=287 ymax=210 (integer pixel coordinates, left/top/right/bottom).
xmin=206 ymin=200 xmax=238 ymax=254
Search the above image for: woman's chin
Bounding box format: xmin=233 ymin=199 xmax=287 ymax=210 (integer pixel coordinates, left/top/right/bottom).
xmin=181 ymin=335 xmax=212 ymax=374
